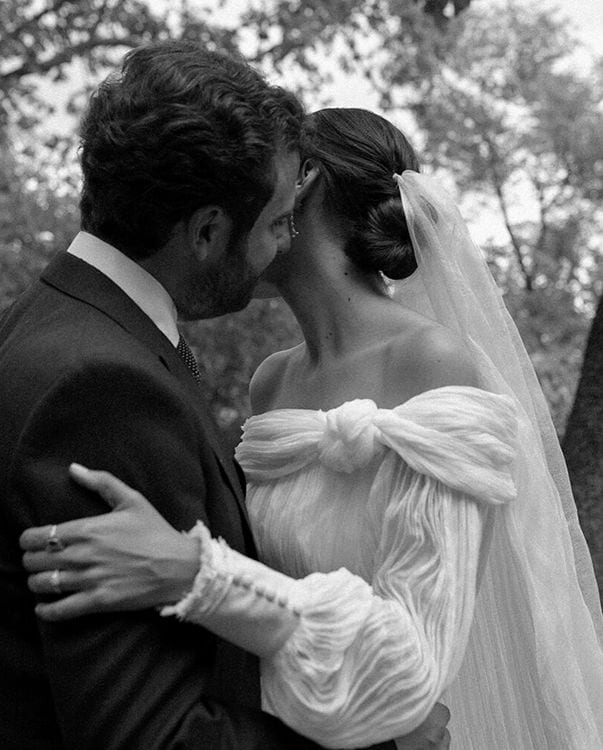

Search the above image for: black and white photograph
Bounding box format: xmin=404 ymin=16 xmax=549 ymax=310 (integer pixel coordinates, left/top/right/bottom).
xmin=1 ymin=1 xmax=602 ymax=748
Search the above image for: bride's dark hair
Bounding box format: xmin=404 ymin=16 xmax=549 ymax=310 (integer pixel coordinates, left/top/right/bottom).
xmin=302 ymin=108 xmax=420 ymax=279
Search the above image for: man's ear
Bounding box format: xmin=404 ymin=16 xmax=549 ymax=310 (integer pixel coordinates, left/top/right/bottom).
xmin=295 ymin=159 xmax=320 ymax=204
xmin=187 ymin=206 xmax=231 ymax=261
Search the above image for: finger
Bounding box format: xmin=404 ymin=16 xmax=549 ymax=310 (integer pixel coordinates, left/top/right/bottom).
xmin=20 ymin=519 xmax=88 ymax=551
xmin=429 ymin=702 xmax=451 ymax=727
xmin=23 ymin=548 xmax=87 ymax=572
xmin=69 ymin=464 xmax=147 ymax=510
xmin=35 ymin=591 xmax=106 ymax=622
xmin=420 ymin=702 xmax=451 ymax=744
xmin=433 ymin=728 xmax=451 ymax=749
xmin=19 ymin=522 xmax=74 ymax=551
xmin=28 ymin=569 xmax=87 ymax=595
xmin=19 ymin=525 xmax=54 ymax=551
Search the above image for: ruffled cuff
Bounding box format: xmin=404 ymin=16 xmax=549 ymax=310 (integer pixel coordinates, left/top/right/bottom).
xmin=160 ymin=521 xmax=235 ymax=620
xmin=160 ymin=521 xmax=301 ymax=658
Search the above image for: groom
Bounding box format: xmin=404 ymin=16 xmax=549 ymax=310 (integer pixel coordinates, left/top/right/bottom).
xmin=0 ymin=42 xmax=447 ymax=748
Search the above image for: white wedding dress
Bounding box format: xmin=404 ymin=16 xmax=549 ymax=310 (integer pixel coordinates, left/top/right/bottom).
xmin=169 ymin=378 xmax=602 ymax=748
xmin=166 ymin=172 xmax=603 ymax=748
xmin=236 ymin=387 xmax=525 ymax=749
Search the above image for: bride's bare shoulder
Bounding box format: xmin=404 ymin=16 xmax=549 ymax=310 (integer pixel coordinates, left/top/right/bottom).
xmin=249 ymin=343 xmax=304 ymax=415
xmin=386 ymin=321 xmax=480 ymax=400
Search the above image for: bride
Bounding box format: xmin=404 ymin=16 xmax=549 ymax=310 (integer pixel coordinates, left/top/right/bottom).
xmin=21 ymin=109 xmax=603 ymax=749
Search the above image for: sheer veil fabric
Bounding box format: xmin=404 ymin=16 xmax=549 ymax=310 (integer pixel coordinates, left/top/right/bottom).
xmin=392 ymin=171 xmax=603 ymax=748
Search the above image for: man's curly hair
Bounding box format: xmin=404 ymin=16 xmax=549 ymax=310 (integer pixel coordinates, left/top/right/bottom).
xmin=79 ymin=41 xmax=305 ymax=259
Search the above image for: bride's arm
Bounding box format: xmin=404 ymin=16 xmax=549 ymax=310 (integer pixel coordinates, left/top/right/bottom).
xmin=20 ymin=464 xmax=301 ymax=654
xmin=160 ymin=464 xmax=488 ymax=749
xmin=20 ymin=466 xmax=453 ymax=749
xmin=20 ymin=458 xmax=493 ymax=748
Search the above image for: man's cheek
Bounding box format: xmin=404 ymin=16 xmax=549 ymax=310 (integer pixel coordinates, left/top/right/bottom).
xmin=247 ymin=231 xmax=278 ymax=274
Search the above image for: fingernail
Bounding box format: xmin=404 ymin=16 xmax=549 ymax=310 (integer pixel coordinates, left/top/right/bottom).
xmin=70 ymin=463 xmax=89 ymax=473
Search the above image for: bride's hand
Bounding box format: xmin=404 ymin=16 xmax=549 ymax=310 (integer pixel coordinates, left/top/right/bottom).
xmin=19 ymin=464 xmax=200 ymax=621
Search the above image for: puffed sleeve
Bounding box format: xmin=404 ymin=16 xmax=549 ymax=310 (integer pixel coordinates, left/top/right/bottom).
xmin=163 ymin=388 xmax=518 ymax=748
xmin=262 ymin=465 xmax=489 ymax=747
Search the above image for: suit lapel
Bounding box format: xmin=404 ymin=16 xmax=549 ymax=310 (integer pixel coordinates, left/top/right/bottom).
xmin=160 ymin=342 xmax=249 ymax=519
xmin=41 ymin=252 xmax=248 ymax=518
xmin=43 ymin=252 xmax=176 ymax=361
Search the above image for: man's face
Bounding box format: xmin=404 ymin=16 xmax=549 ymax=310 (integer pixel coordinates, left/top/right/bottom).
xmin=177 ymin=149 xmax=299 ymax=320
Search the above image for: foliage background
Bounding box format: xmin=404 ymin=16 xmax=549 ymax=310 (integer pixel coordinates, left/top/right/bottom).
xmin=1 ymin=0 xmax=601 ymax=592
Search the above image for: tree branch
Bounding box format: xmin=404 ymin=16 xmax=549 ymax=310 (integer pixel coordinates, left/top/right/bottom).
xmin=490 ymin=166 xmax=534 ymax=290
xmin=531 ymin=174 xmax=550 ymax=255
xmin=478 ymin=130 xmax=535 ymax=290
xmin=0 ymin=36 xmax=138 ymax=85
xmin=247 ymin=37 xmax=314 ymax=65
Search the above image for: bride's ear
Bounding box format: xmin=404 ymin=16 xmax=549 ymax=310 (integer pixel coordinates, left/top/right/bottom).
xmin=295 ymin=159 xmax=320 ymax=204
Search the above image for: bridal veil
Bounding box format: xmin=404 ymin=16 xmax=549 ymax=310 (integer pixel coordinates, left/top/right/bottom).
xmin=392 ymin=171 xmax=603 ymax=748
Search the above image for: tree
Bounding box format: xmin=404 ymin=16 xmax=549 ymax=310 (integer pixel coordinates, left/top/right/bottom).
xmin=0 ymin=0 xmax=472 ymax=126
xmin=0 ymin=0 xmax=167 ymax=129
xmin=372 ymin=3 xmax=603 ymax=433
xmin=400 ymin=4 xmax=602 ymax=288
xmin=562 ymin=296 xmax=603 ymax=601
xmin=0 ymin=139 xmax=80 ymax=309
xmin=0 ymin=1 xmax=173 ymax=308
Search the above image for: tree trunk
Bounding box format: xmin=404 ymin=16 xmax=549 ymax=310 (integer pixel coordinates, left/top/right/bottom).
xmin=562 ymin=295 xmax=603 ymax=601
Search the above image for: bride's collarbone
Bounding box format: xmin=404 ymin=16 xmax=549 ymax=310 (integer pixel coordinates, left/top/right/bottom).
xmin=267 ymin=338 xmax=432 ymax=411
xmin=263 ymin=320 xmax=477 ymax=412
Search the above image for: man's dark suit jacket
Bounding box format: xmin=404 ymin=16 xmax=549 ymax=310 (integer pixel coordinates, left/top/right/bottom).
xmin=0 ymin=251 xmax=338 ymax=750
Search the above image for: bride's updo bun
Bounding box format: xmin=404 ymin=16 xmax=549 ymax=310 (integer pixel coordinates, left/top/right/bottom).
xmin=301 ymin=108 xmax=420 ymax=279
xmin=354 ymin=197 xmax=417 ymax=280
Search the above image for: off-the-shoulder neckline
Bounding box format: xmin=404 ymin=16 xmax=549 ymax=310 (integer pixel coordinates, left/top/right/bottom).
xmin=249 ymin=385 xmax=509 ymax=418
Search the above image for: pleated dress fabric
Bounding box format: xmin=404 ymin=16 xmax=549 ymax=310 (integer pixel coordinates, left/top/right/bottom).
xmin=234 ymin=386 xmax=547 ymax=749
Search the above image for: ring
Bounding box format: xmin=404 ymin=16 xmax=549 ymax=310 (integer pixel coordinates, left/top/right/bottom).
xmin=50 ymin=569 xmax=62 ymax=595
xmin=46 ymin=524 xmax=65 ymax=553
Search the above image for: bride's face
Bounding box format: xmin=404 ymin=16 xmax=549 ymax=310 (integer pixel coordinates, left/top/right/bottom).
xmin=256 ymin=159 xmax=324 ymax=292
xmin=244 ymin=149 xmax=300 ymax=277
xmin=254 ymin=207 xmax=303 ymax=293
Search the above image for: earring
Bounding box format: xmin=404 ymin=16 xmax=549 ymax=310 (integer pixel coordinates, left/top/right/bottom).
xmin=288 ymin=213 xmax=300 ymax=239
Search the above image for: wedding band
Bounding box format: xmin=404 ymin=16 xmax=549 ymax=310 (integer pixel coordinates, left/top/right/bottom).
xmin=50 ymin=569 xmax=62 ymax=595
xmin=46 ymin=524 xmax=65 ymax=552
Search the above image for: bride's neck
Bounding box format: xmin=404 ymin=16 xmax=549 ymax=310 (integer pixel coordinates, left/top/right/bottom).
xmin=277 ymin=238 xmax=390 ymax=365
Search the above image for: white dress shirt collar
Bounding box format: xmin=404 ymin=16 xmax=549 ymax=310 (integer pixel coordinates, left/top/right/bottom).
xmin=67 ymin=231 xmax=179 ymax=346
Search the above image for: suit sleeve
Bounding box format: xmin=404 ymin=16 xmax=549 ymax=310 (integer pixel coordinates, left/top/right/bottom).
xmin=10 ymin=359 xmax=332 ymax=750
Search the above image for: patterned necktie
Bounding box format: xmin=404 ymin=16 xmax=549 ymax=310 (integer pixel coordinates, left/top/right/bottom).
xmin=176 ymin=335 xmax=202 ymax=385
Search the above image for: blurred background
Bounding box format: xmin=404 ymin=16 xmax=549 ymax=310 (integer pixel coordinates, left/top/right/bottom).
xmin=1 ymin=0 xmax=601 ymax=594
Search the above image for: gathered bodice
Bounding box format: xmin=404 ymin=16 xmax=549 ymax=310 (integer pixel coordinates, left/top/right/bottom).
xmin=229 ymin=387 xmax=522 ymax=746
xmin=236 ymin=386 xmax=517 ymax=583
